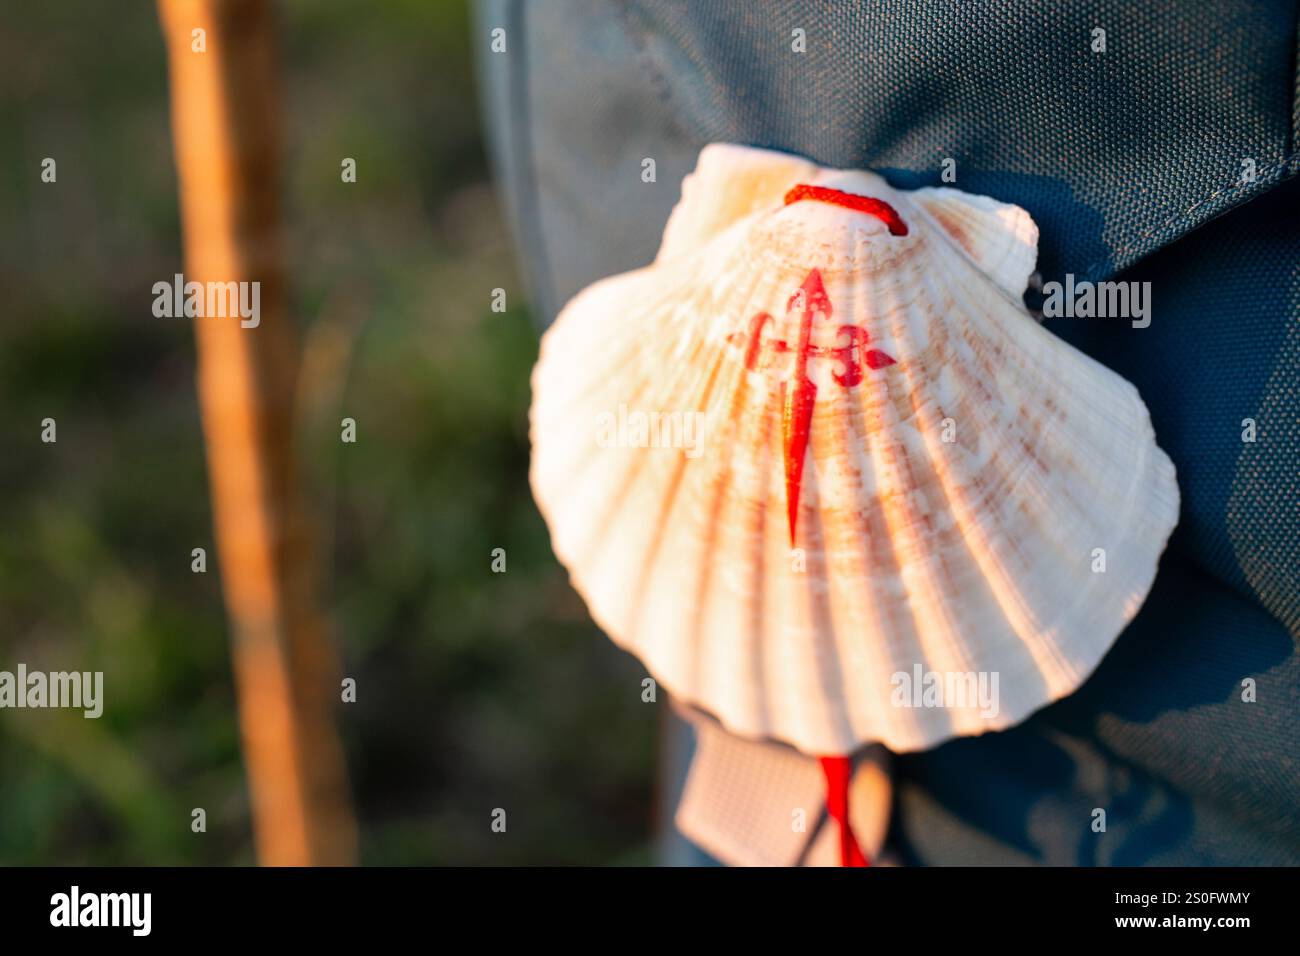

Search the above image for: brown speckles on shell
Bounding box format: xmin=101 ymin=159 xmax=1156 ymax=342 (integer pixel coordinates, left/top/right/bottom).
xmin=529 ymin=144 xmax=1180 ymax=755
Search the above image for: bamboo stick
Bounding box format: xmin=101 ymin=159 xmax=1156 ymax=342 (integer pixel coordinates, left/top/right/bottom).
xmin=157 ymin=0 xmax=356 ymax=866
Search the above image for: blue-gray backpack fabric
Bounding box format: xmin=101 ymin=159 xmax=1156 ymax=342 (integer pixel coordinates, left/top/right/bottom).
xmin=476 ymin=0 xmax=1300 ymax=864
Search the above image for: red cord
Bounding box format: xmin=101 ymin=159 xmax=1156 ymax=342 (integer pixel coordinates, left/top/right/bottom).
xmin=784 ymin=183 xmax=909 ymax=236
xmin=819 ymin=755 xmax=870 ymax=867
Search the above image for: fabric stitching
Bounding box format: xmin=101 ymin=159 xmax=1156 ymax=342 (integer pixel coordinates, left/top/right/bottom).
xmin=1085 ymin=158 xmax=1295 ymax=277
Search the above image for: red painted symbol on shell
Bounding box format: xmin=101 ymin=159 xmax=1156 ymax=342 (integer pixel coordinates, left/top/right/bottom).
xmin=726 ymin=267 xmax=900 ymax=546
xmin=828 ymin=326 xmax=897 ymax=387
xmin=780 ymin=270 xmax=826 ymax=547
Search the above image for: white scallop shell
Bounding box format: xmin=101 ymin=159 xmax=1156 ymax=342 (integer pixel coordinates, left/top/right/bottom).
xmin=530 ymin=143 xmax=1179 ymax=755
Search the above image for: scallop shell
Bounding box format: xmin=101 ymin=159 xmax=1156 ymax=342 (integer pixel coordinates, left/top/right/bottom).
xmin=530 ymin=143 xmax=1179 ymax=755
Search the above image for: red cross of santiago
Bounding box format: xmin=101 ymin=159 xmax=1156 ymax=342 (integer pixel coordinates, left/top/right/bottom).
xmin=727 ymin=267 xmax=898 ymax=546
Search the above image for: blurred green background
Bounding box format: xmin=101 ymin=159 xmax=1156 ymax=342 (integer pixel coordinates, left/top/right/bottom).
xmin=0 ymin=0 xmax=655 ymax=864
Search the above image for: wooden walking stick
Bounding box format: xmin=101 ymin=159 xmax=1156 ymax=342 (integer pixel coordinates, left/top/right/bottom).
xmin=157 ymin=0 xmax=356 ymax=865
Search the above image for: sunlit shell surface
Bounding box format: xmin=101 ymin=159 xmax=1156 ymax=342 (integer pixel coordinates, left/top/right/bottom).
xmin=530 ymin=144 xmax=1179 ymax=755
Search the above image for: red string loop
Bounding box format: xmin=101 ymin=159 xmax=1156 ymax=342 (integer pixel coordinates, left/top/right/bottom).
xmin=818 ymin=755 xmax=870 ymax=867
xmin=784 ymin=183 xmax=909 ymax=236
